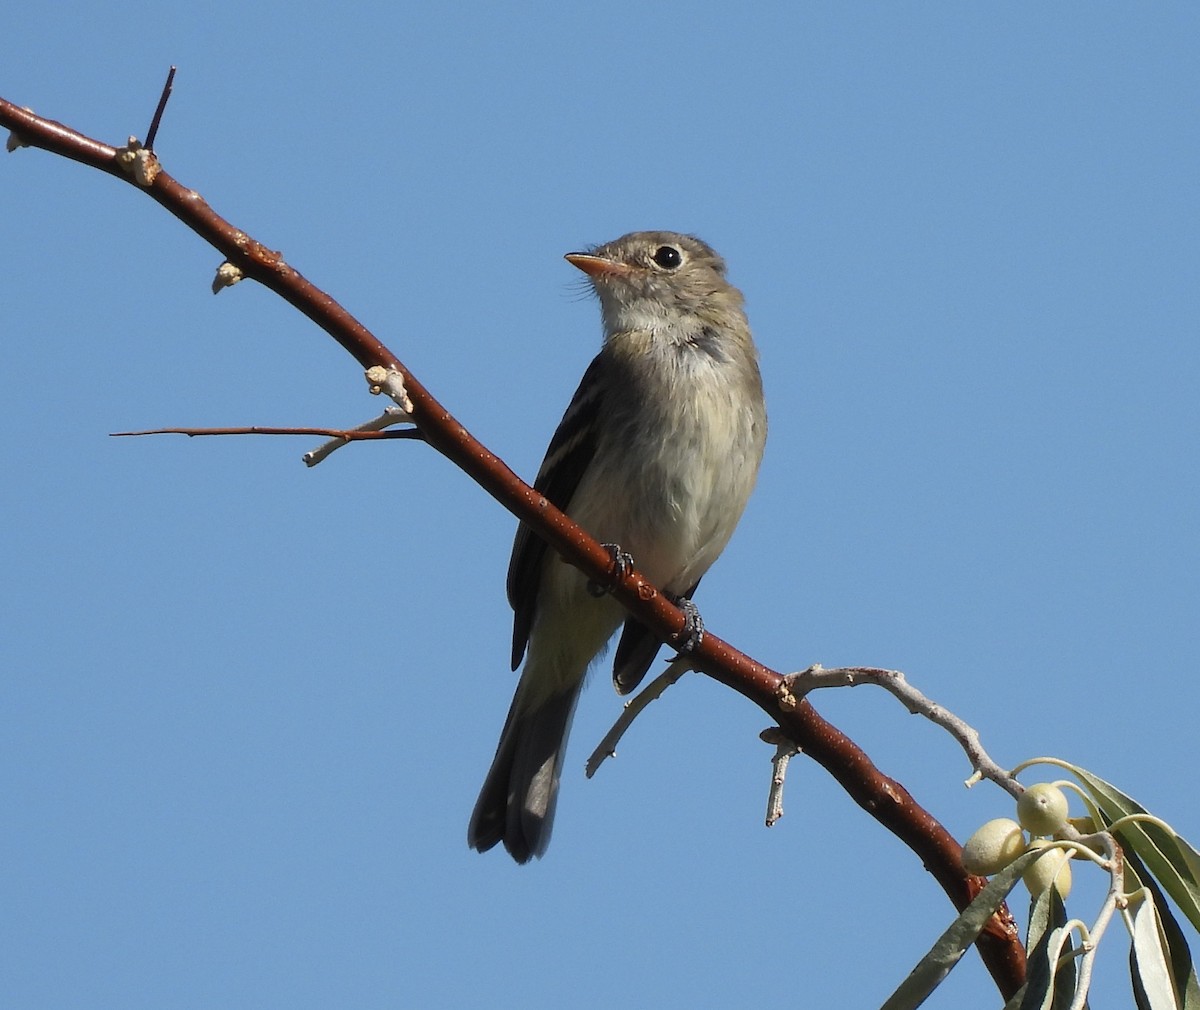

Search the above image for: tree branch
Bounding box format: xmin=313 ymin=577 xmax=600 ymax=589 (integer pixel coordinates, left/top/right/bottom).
xmin=143 ymin=65 xmax=176 ymax=151
xmin=781 ymin=665 xmax=1022 ymax=798
xmin=0 ymin=94 xmax=1025 ymax=997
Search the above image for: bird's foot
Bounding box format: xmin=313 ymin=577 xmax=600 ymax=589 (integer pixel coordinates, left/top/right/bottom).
xmin=586 ymin=543 xmax=634 ymax=597
xmin=670 ymin=596 xmax=705 ymax=653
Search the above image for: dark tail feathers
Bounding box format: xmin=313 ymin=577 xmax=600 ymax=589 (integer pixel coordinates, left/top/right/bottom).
xmin=468 ymin=684 xmax=581 ymax=863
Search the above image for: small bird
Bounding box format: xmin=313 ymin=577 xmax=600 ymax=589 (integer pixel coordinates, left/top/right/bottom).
xmin=467 ymin=232 xmax=767 ymax=862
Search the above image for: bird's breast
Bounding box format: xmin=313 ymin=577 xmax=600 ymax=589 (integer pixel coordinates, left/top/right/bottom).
xmin=568 ymin=347 xmax=764 ymax=593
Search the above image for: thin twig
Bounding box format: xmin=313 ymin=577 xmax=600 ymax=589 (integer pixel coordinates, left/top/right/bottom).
xmin=780 ymin=665 xmax=1020 ymax=798
xmin=759 ymin=727 xmax=801 ymax=826
xmin=144 ymin=66 xmax=176 ymax=151
xmin=110 ymin=425 xmax=424 ymax=440
xmin=585 ymin=658 xmax=694 ymax=778
xmin=303 ymin=405 xmax=419 ymax=466
xmin=1068 ymin=834 xmax=1122 ymax=1010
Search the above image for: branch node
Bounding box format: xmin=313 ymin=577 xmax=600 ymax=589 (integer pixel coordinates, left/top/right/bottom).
xmin=5 ymin=108 xmax=33 ymax=152
xmin=365 ymin=365 xmax=414 ymax=415
xmin=776 ymin=662 xmax=822 ymax=709
xmin=114 ymin=137 xmax=161 ymax=186
xmin=302 ymin=406 xmax=417 ymax=467
xmin=212 ymin=261 xmax=245 ymax=293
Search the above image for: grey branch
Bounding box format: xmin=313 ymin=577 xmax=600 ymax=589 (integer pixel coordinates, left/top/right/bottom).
xmin=303 ymin=405 xmax=415 ymax=467
xmin=585 ymin=657 xmax=695 ymax=778
xmin=780 ymin=665 xmax=1022 ymax=799
xmin=759 ymin=727 xmax=801 ymax=826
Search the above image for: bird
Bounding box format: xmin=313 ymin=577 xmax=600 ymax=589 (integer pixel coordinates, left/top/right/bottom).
xmin=467 ymin=231 xmax=767 ymax=863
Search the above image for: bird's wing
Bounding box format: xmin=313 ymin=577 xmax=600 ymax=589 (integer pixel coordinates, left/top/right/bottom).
xmin=507 ymin=353 xmax=606 ymax=670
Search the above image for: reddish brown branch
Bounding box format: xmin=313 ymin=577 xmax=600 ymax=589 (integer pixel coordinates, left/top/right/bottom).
xmin=0 ymin=95 xmax=1025 ymax=997
xmin=110 ymin=425 xmax=425 ymax=440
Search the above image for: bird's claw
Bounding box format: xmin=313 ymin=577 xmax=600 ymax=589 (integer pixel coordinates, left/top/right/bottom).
xmin=670 ymin=597 xmax=705 ymax=653
xmin=587 ymin=543 xmax=634 ymax=597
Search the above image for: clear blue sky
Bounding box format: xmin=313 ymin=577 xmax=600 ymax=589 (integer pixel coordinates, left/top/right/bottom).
xmin=3 ymin=5 xmax=1197 ymax=1007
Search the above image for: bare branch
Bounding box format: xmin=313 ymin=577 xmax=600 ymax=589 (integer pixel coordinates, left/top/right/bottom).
xmin=110 ymin=425 xmax=424 ymax=440
xmin=144 ymin=66 xmax=176 ymax=151
xmin=304 ymin=406 xmax=420 ymax=466
xmin=759 ymin=727 xmax=801 ymax=827
xmin=781 ymin=665 xmax=1021 ymax=799
xmin=586 ymin=658 xmax=694 ymax=778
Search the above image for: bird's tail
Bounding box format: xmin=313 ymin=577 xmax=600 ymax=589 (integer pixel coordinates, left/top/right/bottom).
xmin=467 ymin=678 xmax=582 ymax=863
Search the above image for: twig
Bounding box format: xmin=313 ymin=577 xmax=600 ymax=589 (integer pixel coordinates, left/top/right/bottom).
xmin=759 ymin=727 xmax=801 ymax=826
xmin=298 ymin=366 xmax=417 ymax=464
xmin=585 ymin=657 xmax=694 ymax=778
xmin=303 ymin=405 xmax=419 ymax=466
xmin=1068 ymin=834 xmax=1122 ymax=1010
xmin=780 ymin=665 xmax=1020 ymax=799
xmin=110 ymin=425 xmax=424 ymax=440
xmin=144 ymin=66 xmax=176 ymax=151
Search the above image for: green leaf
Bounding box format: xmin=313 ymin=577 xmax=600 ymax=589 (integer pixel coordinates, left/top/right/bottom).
xmin=1016 ymin=895 xmax=1081 ymax=1010
xmin=1003 ymin=895 xmax=1053 ymax=1010
xmin=1177 ymin=835 xmax=1200 ymax=889
xmin=1131 ymin=893 xmax=1183 ymax=1010
xmin=1126 ymin=848 xmax=1200 ymax=1010
xmin=1020 ymin=888 xmax=1076 ymax=1010
xmin=1027 ymin=885 xmax=1066 ymax=956
xmin=1061 ymin=765 xmax=1200 ymax=931
xmin=881 ymin=849 xmax=1040 ymax=1010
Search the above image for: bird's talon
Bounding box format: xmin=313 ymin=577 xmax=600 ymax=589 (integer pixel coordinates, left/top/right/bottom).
xmin=587 ymin=543 xmax=634 ymax=597
xmin=672 ymin=597 xmax=705 ymax=652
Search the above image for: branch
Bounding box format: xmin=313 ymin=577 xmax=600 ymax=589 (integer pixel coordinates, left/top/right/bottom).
xmin=781 ymin=665 xmax=1021 ymax=798
xmin=585 ymin=657 xmax=695 ymax=778
xmin=143 ymin=66 xmax=176 ymax=151
xmin=110 ymin=425 xmax=423 ymax=440
xmin=1 ymin=94 xmax=1026 ymax=998
xmin=759 ymin=727 xmax=801 ymax=827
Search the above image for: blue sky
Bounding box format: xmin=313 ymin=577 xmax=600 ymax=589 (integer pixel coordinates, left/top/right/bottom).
xmin=3 ymin=5 xmax=1197 ymax=1007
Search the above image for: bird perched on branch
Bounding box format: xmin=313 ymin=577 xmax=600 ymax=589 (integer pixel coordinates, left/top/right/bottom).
xmin=468 ymin=231 xmax=767 ymax=862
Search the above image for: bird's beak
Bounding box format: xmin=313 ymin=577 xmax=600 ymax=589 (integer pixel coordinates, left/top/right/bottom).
xmin=564 ymin=252 xmax=630 ymax=278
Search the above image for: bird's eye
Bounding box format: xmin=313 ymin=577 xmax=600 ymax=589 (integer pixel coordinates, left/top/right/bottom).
xmin=652 ymin=245 xmax=683 ymax=270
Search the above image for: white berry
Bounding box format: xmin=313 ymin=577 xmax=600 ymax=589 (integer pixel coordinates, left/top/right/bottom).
xmin=1017 ymin=783 xmax=1070 ymax=836
xmin=1022 ymin=839 xmax=1073 ymax=899
xmin=962 ymin=818 xmax=1026 ymax=875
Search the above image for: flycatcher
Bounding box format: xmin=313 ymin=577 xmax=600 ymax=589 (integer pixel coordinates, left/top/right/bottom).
xmin=468 ymin=231 xmax=767 ymax=862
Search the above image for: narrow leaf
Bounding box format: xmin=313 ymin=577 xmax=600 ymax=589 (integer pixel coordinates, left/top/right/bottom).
xmin=1062 ymin=765 xmax=1200 ymax=931
xmin=1014 ymin=896 xmax=1055 ymax=1010
xmin=1019 ymin=907 xmax=1080 ymax=1010
xmin=1175 ymin=834 xmax=1200 ymax=889
xmin=1027 ymin=886 xmax=1065 ymax=956
xmin=1131 ymin=894 xmax=1183 ymax=1010
xmin=881 ymin=850 xmax=1041 ymax=1010
xmin=1126 ymin=847 xmax=1200 ymax=1010
xmin=1022 ymin=888 xmax=1077 ymax=1010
